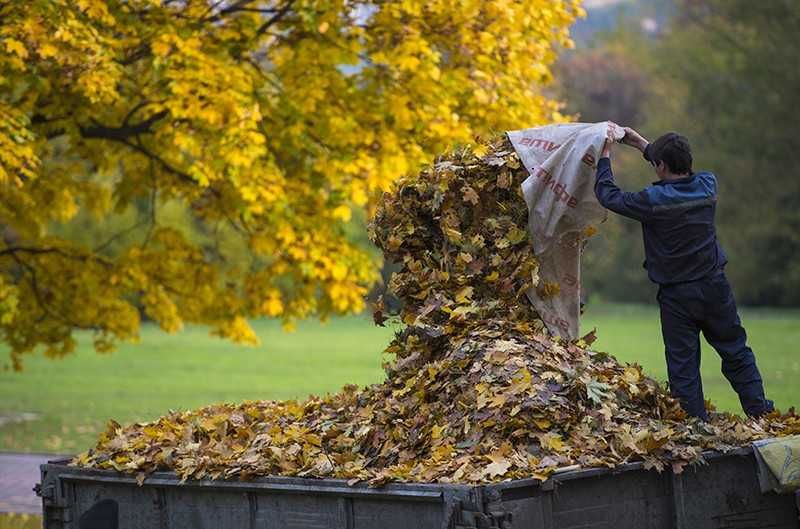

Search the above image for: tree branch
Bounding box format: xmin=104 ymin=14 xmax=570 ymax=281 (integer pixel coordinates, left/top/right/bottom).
xmin=116 ymin=44 xmax=151 ymax=66
xmin=80 ymin=111 xmax=168 ymax=142
xmin=77 ymin=115 xmax=254 ymax=236
xmin=0 ymin=246 xmax=113 ymax=268
xmin=8 ymin=251 xmax=104 ymax=332
xmin=203 ymin=0 xmax=281 ymax=23
xmin=142 ymin=154 xmax=159 ymax=247
xmin=256 ymin=0 xmax=294 ymax=36
xmin=30 ymin=113 xmax=70 ymax=125
xmin=92 ymin=219 xmax=149 ymax=254
xmin=122 ymin=100 xmax=153 ymax=127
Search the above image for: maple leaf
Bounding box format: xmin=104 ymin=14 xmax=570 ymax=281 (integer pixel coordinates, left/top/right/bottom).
xmin=623 ymin=367 xmax=641 ymax=384
xmin=455 ymin=286 xmax=474 ymax=304
xmin=587 ymin=380 xmax=613 ymax=405
xmin=462 ymin=186 xmax=480 ymax=205
xmin=540 ymin=432 xmax=566 ymax=452
xmin=484 ymin=452 xmax=512 ymax=478
xmin=497 ymin=170 xmax=512 ymax=189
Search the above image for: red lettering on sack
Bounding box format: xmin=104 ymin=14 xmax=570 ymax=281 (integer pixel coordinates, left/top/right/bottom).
xmin=581 ymin=153 xmax=596 ymax=167
xmin=533 ymin=167 xmax=578 ymax=208
xmin=520 ymin=137 xmax=561 ymax=152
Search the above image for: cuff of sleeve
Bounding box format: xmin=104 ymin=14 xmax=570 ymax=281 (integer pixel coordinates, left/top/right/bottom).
xmin=643 ymin=143 xmax=653 ymax=163
xmin=598 ymin=157 xmax=612 ymax=169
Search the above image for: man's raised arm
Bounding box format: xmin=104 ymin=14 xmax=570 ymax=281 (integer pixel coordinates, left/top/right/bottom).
xmin=593 ymin=126 xmax=654 ymax=222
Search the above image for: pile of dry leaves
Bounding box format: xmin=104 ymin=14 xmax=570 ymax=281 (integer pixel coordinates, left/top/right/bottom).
xmin=74 ymin=136 xmax=800 ymax=486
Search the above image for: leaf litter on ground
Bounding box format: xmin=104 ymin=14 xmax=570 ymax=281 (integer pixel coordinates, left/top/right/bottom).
xmin=74 ymin=136 xmax=800 ymax=486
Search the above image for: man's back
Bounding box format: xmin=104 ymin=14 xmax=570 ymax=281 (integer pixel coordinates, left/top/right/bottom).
xmin=639 ymin=171 xmax=728 ymax=284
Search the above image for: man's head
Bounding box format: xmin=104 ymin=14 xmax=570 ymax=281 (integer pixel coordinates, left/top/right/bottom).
xmin=646 ymin=132 xmax=692 ymax=179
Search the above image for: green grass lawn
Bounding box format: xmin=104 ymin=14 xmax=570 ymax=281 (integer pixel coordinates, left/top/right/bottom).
xmin=1 ymin=304 xmax=798 ymax=454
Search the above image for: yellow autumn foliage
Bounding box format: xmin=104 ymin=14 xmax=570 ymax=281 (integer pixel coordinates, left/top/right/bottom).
xmin=0 ymin=0 xmax=583 ymax=369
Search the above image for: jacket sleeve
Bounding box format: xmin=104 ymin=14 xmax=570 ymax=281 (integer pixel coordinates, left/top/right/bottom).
xmin=594 ymin=157 xmax=654 ymax=222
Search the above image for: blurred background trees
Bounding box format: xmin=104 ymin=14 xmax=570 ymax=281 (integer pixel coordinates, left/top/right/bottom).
xmin=560 ymin=0 xmax=800 ymax=306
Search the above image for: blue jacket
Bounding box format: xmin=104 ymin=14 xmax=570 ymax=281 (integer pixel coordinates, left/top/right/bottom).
xmin=594 ymin=157 xmax=727 ymax=285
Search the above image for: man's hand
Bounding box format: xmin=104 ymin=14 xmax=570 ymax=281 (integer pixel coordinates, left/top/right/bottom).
xmin=601 ymin=121 xmax=620 ymax=158
xmin=620 ymin=127 xmax=649 ymax=153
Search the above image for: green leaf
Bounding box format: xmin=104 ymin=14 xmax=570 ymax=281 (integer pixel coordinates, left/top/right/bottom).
xmin=587 ymin=380 xmax=613 ymax=405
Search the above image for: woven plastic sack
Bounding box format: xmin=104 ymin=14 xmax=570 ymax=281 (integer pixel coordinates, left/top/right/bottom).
xmin=506 ymin=122 xmax=624 ymax=339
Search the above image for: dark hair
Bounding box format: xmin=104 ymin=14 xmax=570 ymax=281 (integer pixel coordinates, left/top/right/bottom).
xmin=650 ymin=132 xmax=692 ymax=174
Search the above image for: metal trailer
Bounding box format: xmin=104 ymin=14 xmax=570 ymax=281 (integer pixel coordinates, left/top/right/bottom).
xmin=38 ymin=447 xmax=800 ymax=529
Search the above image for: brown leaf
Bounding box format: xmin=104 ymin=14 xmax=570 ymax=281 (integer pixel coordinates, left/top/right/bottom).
xmin=580 ymin=329 xmax=598 ymax=346
xmin=372 ymin=295 xmax=387 ymax=327
xmin=461 ymin=185 xmax=480 ymax=205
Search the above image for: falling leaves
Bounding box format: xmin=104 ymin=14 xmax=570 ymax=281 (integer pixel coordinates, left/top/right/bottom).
xmin=369 ymin=137 xmax=543 ymax=341
xmin=75 ymin=137 xmax=800 ymax=487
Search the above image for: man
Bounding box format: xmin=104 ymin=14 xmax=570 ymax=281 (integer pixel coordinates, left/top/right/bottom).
xmin=593 ymin=126 xmax=773 ymax=420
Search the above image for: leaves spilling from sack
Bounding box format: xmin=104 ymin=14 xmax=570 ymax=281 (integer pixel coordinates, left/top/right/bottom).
xmin=73 ymin=136 xmax=800 ymax=486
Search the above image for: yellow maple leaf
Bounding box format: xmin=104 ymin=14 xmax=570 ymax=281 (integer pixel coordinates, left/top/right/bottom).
xmin=4 ymin=38 xmax=28 ymax=58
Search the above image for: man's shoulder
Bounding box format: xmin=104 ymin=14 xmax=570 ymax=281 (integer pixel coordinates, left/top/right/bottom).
xmin=692 ymin=171 xmax=717 ymax=194
xmin=693 ymin=170 xmax=716 ymax=180
xmin=645 ymin=174 xmax=717 ymax=210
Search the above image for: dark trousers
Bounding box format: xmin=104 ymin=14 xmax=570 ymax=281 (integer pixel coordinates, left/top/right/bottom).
xmin=657 ymin=270 xmax=773 ymax=420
